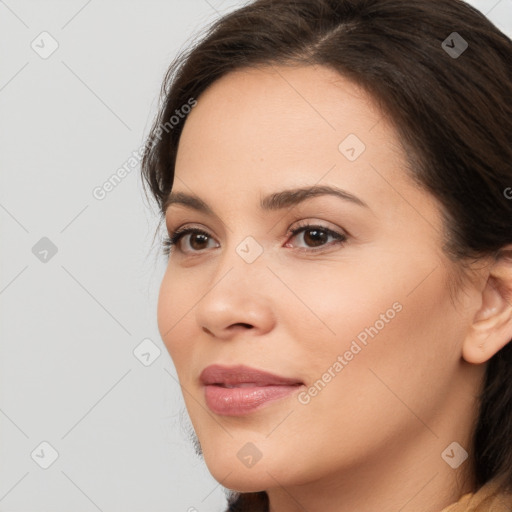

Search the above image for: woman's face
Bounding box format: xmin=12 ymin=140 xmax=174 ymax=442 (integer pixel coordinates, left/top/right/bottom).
xmin=157 ymin=65 xmax=482 ymax=495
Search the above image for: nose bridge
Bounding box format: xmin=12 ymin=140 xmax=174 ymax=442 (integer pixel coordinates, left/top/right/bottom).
xmin=209 ymin=232 xmax=269 ymax=302
xmin=211 ymin=217 xmax=268 ymax=279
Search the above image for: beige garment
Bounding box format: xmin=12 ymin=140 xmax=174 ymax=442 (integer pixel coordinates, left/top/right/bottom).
xmin=440 ymin=476 xmax=512 ymax=512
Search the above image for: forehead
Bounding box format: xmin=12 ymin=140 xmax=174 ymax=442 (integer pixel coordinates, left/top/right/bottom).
xmin=173 ymin=64 xmax=422 ymax=218
xmin=177 ymin=65 xmax=385 ymax=161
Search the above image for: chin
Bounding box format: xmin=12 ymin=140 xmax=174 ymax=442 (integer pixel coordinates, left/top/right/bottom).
xmin=208 ymin=464 xmax=270 ymax=493
xmin=200 ymin=444 xmax=280 ymax=493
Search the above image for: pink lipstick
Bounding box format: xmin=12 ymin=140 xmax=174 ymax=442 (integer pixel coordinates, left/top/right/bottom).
xmin=200 ymin=364 xmax=304 ymax=416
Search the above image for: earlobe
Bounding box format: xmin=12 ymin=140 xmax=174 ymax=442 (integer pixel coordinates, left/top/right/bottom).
xmin=462 ymin=308 xmax=512 ymax=364
xmin=462 ymin=249 xmax=512 ymax=365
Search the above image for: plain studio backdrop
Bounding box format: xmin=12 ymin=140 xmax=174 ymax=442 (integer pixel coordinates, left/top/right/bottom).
xmin=0 ymin=1 xmax=511 ymax=511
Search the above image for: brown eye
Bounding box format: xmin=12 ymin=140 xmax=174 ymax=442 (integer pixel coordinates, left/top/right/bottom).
xmin=188 ymin=232 xmax=210 ymax=250
xmin=302 ymin=228 xmax=329 ymax=247
xmin=287 ymin=224 xmax=347 ymax=251
xmin=164 ymin=227 xmax=219 ymax=255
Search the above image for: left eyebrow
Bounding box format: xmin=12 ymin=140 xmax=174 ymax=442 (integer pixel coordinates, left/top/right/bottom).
xmin=259 ymin=184 xmax=369 ymax=210
xmin=164 ymin=184 xmax=370 ymax=215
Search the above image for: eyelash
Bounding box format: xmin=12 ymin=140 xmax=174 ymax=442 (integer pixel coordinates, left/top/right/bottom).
xmin=162 ymin=222 xmax=347 ymax=257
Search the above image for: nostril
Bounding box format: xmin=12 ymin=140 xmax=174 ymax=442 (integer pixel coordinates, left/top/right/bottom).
xmin=234 ymin=323 xmax=253 ymax=329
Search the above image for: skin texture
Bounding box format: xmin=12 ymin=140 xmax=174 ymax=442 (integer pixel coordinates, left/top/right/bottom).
xmin=157 ymin=65 xmax=512 ymax=512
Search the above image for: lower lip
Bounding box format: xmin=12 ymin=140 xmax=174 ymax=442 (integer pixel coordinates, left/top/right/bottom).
xmin=204 ymin=384 xmax=303 ymax=416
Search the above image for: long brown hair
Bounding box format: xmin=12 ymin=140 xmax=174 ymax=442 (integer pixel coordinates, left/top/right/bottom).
xmin=141 ymin=1 xmax=512 ymax=509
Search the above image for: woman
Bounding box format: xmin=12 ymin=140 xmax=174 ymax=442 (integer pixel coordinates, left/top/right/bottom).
xmin=141 ymin=1 xmax=512 ymax=510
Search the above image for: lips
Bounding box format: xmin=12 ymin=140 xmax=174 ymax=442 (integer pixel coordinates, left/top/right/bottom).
xmin=199 ymin=364 xmax=303 ymax=387
xmin=200 ymin=364 xmax=304 ymax=416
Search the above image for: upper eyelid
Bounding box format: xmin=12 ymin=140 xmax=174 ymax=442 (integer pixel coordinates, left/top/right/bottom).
xmin=167 ymin=220 xmax=345 ymax=238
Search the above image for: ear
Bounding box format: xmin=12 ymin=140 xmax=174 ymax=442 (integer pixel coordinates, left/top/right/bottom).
xmin=462 ymin=246 xmax=512 ymax=364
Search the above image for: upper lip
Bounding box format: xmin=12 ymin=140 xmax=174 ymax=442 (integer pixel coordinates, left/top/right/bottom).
xmin=199 ymin=364 xmax=303 ymax=387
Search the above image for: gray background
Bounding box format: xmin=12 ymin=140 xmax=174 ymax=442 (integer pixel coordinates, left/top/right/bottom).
xmin=1 ymin=1 xmax=511 ymax=511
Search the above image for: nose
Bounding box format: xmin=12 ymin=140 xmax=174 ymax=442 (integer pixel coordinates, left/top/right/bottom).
xmin=194 ymin=251 xmax=276 ymax=341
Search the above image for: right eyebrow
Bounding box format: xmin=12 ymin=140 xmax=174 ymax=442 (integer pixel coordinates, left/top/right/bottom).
xmin=164 ymin=191 xmax=214 ymax=215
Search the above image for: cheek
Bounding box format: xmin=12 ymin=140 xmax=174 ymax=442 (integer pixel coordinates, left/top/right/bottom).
xmin=318 ymin=269 xmax=459 ymax=402
xmin=279 ymin=252 xmax=461 ymax=408
xmin=247 ymin=259 xmax=460 ymax=477
xmin=270 ymin=255 xmax=408 ymax=360
xmin=157 ymin=269 xmax=196 ymax=366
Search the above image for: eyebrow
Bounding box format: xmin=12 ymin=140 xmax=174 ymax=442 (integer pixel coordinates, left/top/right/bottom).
xmin=164 ymin=185 xmax=369 ymax=216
